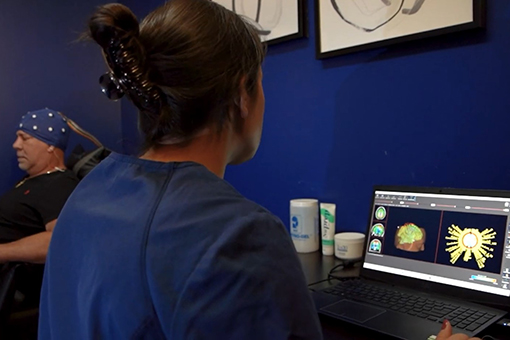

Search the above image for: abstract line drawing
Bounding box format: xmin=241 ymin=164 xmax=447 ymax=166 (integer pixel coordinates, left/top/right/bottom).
xmin=445 ymin=224 xmax=497 ymax=269
xmin=232 ymin=0 xmax=283 ymax=36
xmin=316 ymin=0 xmax=485 ymax=59
xmin=212 ymin=0 xmax=305 ymax=44
xmin=330 ymin=0 xmax=426 ymax=33
xmin=402 ymin=0 xmax=426 ymax=15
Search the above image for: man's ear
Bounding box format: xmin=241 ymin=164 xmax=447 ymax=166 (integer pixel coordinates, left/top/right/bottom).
xmin=48 ymin=145 xmax=55 ymax=152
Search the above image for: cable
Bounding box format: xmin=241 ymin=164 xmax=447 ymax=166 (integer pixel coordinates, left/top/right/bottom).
xmin=326 ymin=259 xmax=362 ymax=282
xmin=308 ymin=278 xmax=332 ymax=289
xmin=481 ymin=336 xmax=498 ymax=340
xmin=308 ymin=260 xmax=361 ymax=289
xmin=329 ymin=263 xmax=347 ymax=274
xmin=58 ymin=112 xmax=104 ymax=147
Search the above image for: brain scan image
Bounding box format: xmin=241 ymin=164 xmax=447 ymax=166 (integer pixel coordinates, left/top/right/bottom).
xmin=445 ymin=224 xmax=497 ymax=269
xmin=375 ymin=206 xmax=387 ymax=220
xmin=371 ymin=223 xmax=385 ymax=237
xmin=395 ymin=222 xmax=426 ymax=252
xmin=369 ymin=239 xmax=382 ymax=253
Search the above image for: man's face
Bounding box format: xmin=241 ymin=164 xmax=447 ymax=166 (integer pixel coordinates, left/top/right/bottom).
xmin=12 ymin=131 xmax=51 ymax=175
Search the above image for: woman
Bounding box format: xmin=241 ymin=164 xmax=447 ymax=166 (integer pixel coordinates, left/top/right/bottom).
xmin=39 ymin=1 xmax=321 ymax=339
xmin=38 ymin=1 xmax=478 ymax=339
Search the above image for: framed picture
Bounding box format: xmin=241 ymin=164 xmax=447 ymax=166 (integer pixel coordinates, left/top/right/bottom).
xmin=211 ymin=0 xmax=306 ymax=45
xmin=315 ymin=0 xmax=486 ymax=59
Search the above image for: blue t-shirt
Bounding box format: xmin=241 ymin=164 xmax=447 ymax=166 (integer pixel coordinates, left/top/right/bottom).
xmin=39 ymin=153 xmax=323 ymax=339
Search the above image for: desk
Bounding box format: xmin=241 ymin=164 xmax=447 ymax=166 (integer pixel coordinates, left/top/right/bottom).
xmin=298 ymin=251 xmax=510 ymax=340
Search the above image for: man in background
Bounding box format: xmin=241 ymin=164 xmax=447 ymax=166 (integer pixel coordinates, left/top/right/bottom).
xmin=0 ymin=108 xmax=78 ymax=263
xmin=0 ymin=109 xmax=78 ymax=337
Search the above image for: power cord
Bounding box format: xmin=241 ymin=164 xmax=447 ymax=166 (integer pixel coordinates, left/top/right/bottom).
xmin=307 ymin=278 xmax=332 ymax=288
xmin=308 ymin=259 xmax=362 ymax=290
xmin=328 ymin=259 xmax=362 ymax=281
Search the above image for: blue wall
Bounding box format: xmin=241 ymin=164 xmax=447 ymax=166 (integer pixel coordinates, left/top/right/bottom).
xmin=225 ymin=0 xmax=510 ymax=233
xmin=0 ymin=0 xmax=122 ymax=195
xmin=120 ymin=1 xmax=510 ymax=234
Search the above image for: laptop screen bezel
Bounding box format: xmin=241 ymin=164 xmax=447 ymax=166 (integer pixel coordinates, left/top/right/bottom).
xmin=360 ymin=185 xmax=510 ymax=312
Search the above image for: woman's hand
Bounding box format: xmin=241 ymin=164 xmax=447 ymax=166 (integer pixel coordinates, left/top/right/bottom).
xmin=436 ymin=320 xmax=481 ymax=340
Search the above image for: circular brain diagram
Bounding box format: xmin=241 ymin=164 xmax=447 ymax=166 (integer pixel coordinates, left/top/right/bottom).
xmin=445 ymin=224 xmax=497 ymax=269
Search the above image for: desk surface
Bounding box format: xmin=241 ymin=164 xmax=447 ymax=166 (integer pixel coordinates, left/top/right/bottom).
xmin=297 ymin=251 xmax=509 ymax=340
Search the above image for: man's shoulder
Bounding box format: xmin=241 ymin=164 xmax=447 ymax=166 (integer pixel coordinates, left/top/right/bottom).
xmin=46 ymin=169 xmax=80 ymax=187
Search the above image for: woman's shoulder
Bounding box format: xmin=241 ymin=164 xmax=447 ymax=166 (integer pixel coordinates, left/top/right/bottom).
xmin=167 ymin=165 xmax=282 ymax=226
xmin=146 ymin=163 xmax=287 ymax=241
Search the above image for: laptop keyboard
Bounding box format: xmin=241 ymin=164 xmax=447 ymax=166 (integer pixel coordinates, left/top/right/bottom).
xmin=321 ymin=279 xmax=496 ymax=332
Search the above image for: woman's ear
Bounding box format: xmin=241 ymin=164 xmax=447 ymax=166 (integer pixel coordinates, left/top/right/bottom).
xmin=238 ymin=76 xmax=249 ymax=119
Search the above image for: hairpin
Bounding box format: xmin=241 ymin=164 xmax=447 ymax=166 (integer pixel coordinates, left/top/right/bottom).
xmin=99 ymin=37 xmax=163 ymax=113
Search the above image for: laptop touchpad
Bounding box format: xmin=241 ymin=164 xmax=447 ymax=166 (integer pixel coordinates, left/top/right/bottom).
xmin=321 ymin=300 xmax=386 ymax=324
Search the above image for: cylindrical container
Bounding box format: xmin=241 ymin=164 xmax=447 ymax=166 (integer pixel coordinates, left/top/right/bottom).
xmin=334 ymin=232 xmax=365 ymax=260
xmin=290 ymin=199 xmax=319 ymax=253
xmin=320 ymin=203 xmax=336 ymax=256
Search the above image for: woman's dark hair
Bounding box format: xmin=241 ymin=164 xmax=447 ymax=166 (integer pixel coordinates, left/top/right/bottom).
xmin=88 ymin=0 xmax=265 ymax=149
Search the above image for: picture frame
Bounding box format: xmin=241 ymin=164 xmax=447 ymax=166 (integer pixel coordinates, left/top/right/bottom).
xmin=211 ymin=0 xmax=307 ymax=45
xmin=315 ymin=0 xmax=486 ymax=59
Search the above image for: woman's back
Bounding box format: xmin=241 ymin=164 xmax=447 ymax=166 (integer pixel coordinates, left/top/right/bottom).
xmin=39 ymin=153 xmax=322 ymax=339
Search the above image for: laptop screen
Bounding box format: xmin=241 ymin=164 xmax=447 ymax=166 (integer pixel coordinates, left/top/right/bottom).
xmin=363 ymin=188 xmax=510 ymax=297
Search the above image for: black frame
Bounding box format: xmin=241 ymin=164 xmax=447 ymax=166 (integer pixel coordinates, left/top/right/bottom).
xmin=266 ymin=0 xmax=307 ymax=45
xmin=315 ymin=0 xmax=486 ymax=59
xmin=226 ymin=0 xmax=307 ymax=45
xmin=360 ymin=185 xmax=510 ymax=312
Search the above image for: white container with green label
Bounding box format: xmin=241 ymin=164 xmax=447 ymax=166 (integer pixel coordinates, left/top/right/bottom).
xmin=320 ymin=203 xmax=336 ymax=256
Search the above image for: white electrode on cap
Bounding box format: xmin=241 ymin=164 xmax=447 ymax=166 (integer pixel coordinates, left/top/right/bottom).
xmin=320 ymin=203 xmax=336 ymax=256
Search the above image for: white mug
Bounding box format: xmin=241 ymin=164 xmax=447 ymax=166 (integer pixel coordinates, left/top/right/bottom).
xmin=290 ymin=199 xmax=319 ymax=253
xmin=334 ymin=232 xmax=365 ymax=260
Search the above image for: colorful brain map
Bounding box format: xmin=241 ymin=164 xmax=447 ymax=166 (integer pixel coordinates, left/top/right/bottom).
xmin=375 ymin=207 xmax=386 ymax=220
xmin=371 ymin=224 xmax=385 ymax=237
xmin=395 ymin=222 xmax=426 ymax=252
xmin=369 ymin=239 xmax=382 ymax=253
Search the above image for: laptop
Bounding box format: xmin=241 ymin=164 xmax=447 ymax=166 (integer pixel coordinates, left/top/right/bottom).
xmin=312 ymin=186 xmax=510 ymax=340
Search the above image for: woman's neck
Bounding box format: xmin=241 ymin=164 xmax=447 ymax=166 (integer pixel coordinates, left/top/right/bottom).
xmin=140 ymin=130 xmax=231 ymax=178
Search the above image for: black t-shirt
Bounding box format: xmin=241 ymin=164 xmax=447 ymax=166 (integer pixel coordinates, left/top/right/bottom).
xmin=0 ymin=170 xmax=79 ymax=243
